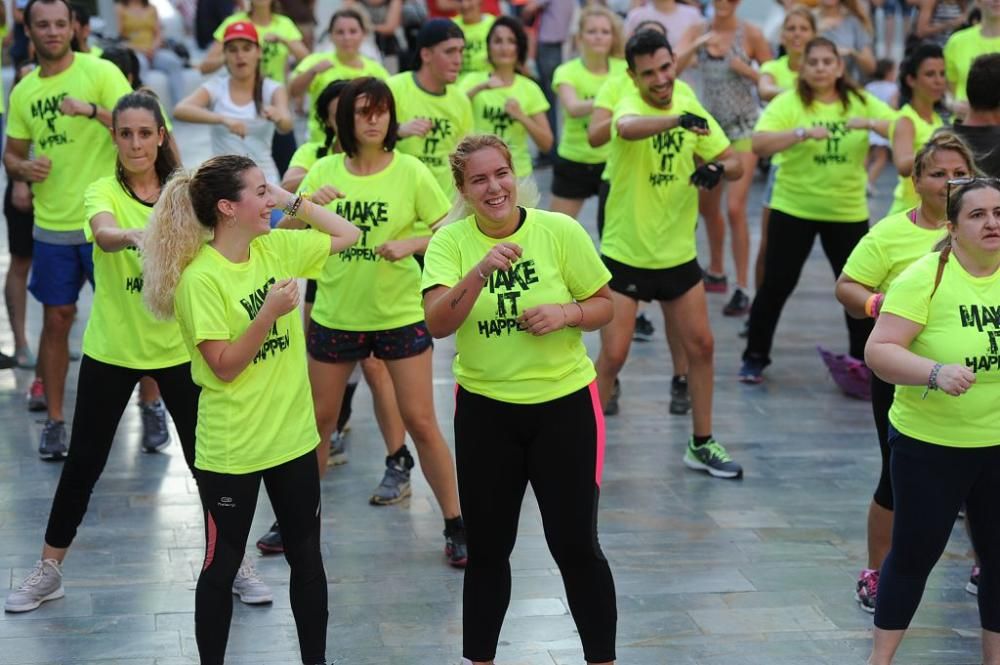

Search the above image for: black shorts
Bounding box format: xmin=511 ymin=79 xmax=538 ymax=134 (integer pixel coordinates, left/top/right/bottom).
xmin=4 ymin=179 xmax=33 ymax=259
xmin=603 ymin=255 xmax=703 ymax=302
xmin=305 ymin=279 xmax=318 ymax=304
xmin=551 ymin=155 xmax=605 ymax=200
xmin=307 ymin=319 xmax=433 ymax=363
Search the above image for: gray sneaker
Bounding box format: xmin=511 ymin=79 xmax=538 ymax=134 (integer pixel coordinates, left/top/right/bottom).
xmin=4 ymin=559 xmax=65 ymax=612
xmin=39 ymin=420 xmax=67 ymax=461
xmin=232 ymin=555 xmax=273 ymax=604
xmin=140 ymin=400 xmax=171 ymax=453
xmin=328 ymin=427 xmax=349 ymax=467
xmin=370 ymin=458 xmax=412 ymax=506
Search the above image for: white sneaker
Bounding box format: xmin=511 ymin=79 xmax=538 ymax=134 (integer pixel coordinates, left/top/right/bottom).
xmin=5 ymin=559 xmax=65 ymax=612
xmin=232 ymin=555 xmax=273 ymax=604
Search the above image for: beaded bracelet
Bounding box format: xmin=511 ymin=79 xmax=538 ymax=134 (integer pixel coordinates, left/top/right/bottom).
xmin=922 ymin=363 xmax=943 ymax=400
xmin=283 ymin=194 xmax=303 ymax=218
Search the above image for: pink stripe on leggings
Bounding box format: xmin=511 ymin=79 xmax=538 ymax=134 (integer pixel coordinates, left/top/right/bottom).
xmin=202 ymin=511 xmax=218 ymax=572
xmin=587 ymin=381 xmax=606 ymax=487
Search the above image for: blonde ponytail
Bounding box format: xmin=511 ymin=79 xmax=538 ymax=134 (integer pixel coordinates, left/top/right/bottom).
xmin=143 ymin=171 xmax=213 ymax=320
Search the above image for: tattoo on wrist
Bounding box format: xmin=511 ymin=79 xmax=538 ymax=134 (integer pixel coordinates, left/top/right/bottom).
xmin=450 ymin=288 xmax=468 ymax=309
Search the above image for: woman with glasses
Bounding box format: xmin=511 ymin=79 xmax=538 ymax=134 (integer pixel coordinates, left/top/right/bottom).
xmin=865 ymin=175 xmax=1000 ymax=665
xmin=835 ymin=131 xmax=978 ymax=613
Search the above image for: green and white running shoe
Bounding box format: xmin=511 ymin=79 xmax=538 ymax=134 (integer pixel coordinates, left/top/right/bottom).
xmin=683 ymin=438 xmax=743 ymax=479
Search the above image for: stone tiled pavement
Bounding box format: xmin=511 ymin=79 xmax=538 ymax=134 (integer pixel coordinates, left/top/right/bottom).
xmin=0 ymin=118 xmax=984 ymax=664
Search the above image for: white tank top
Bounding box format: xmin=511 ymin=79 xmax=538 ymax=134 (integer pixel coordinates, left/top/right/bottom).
xmin=203 ymin=74 xmax=282 ymax=183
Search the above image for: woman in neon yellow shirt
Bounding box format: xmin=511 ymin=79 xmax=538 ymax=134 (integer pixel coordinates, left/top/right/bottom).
xmin=422 ymin=135 xmax=617 ymax=665
xmin=752 ymin=7 xmax=816 ymax=301
xmin=739 ymin=37 xmax=893 ymax=384
xmin=141 ymin=154 xmax=360 ymax=665
xmin=294 ymin=77 xmax=468 ymax=567
xmin=836 ymin=132 xmax=977 ymax=614
xmin=462 ymin=16 xmax=553 ymax=177
xmin=865 ymin=177 xmax=1000 ymax=665
xmin=549 ymin=5 xmax=626 ymax=220
xmin=290 ymin=8 xmax=390 ymax=143
xmin=889 ymin=43 xmax=947 ymax=214
xmin=3 ymin=92 xmax=266 ymax=615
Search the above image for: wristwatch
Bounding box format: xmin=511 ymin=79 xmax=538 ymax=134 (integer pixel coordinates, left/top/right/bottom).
xmin=794 ymin=127 xmax=807 ymax=141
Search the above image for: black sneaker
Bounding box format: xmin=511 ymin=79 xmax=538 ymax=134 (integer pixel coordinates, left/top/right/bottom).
xmin=256 ymin=521 xmax=283 ymax=554
xmin=444 ymin=524 xmax=468 ymax=568
xmin=38 ymin=420 xmax=67 ymax=461
xmin=669 ymin=376 xmax=691 ymax=415
xmin=0 ymin=352 xmax=15 ymax=370
xmin=633 ymin=313 xmax=655 ymax=341
xmin=723 ymin=288 xmax=750 ymax=317
xmin=603 ymin=378 xmax=621 ymax=416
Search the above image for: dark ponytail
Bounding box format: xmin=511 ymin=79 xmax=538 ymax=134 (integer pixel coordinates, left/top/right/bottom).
xmin=314 ymin=79 xmax=350 ymax=160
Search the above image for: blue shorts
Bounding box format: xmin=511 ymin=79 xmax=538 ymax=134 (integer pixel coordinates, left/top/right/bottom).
xmin=29 ymin=240 xmax=95 ymax=306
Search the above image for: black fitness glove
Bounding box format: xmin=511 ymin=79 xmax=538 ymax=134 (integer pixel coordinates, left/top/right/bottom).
xmin=690 ymin=161 xmax=725 ymax=189
xmin=678 ymin=112 xmax=709 ymax=131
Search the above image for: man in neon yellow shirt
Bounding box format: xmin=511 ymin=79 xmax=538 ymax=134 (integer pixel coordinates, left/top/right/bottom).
xmin=390 ymin=19 xmax=474 ymax=198
xmin=454 ymin=0 xmax=495 ymax=77
xmin=944 ymin=0 xmax=1000 ymax=105
xmin=595 ymin=30 xmax=745 ymax=479
xmin=4 ymin=0 xmax=132 ymax=459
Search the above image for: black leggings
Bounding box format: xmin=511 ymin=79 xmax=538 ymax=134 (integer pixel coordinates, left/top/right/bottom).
xmin=871 ymin=373 xmax=895 ymax=510
xmin=455 ymin=382 xmax=617 ymax=663
xmin=875 ymin=431 xmax=1000 ymax=631
xmin=195 ymin=450 xmax=326 ymax=665
xmin=744 ymin=209 xmax=874 ymax=365
xmin=44 ymin=356 xmax=199 ymax=548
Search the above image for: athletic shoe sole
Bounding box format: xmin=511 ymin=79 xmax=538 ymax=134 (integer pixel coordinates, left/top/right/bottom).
xmin=966 ymin=581 xmax=978 ymax=596
xmin=231 ymin=588 xmax=273 ymax=604
xmin=369 ymin=483 xmax=412 ymax=506
xmin=256 ymin=541 xmax=284 ymax=555
xmin=853 ymin=591 xmax=875 ymax=614
xmin=4 ymin=586 xmax=65 ymax=613
xmin=668 ymin=401 xmax=691 ymax=415
xmin=38 ymin=450 xmax=67 ymax=462
xmin=738 ymin=374 xmax=763 ymax=385
xmin=683 ymin=455 xmax=742 ymax=479
xmin=141 ymin=439 xmax=171 ymax=454
xmin=445 ymin=547 xmax=468 ymax=568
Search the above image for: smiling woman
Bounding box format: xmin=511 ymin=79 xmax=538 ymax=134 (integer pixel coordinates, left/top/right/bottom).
xmin=864 ymin=177 xmax=1000 ymax=665
xmin=422 ymin=134 xmax=617 ymax=665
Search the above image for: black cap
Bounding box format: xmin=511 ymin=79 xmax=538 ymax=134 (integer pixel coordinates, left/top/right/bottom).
xmin=416 ymin=18 xmax=465 ymax=51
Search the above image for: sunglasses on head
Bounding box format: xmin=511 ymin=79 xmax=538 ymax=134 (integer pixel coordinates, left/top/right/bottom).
xmin=946 ymin=177 xmax=1000 ymax=215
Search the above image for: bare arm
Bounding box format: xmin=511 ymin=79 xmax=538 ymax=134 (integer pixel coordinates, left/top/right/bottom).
xmin=90 ymin=212 xmax=145 ymax=253
xmin=281 ymin=166 xmax=309 ymax=193
xmin=282 ymin=195 xmax=362 ymax=254
xmin=751 ymin=126 xmax=829 ymax=158
xmin=266 ymin=86 xmax=295 ymax=134
xmin=4 ymin=137 xmax=50 ymax=183
xmin=199 ymin=40 xmax=225 ymax=75
xmin=520 ymin=111 xmax=554 ymax=154
xmin=853 ymin=45 xmax=877 ymax=77
xmin=835 ymin=273 xmax=877 ymax=319
xmin=557 ymin=83 xmax=594 ymax=118
xmin=757 ymin=72 xmax=784 ymax=102
xmin=674 ymin=23 xmax=708 ymax=74
xmin=587 ymin=107 xmax=612 ymax=147
xmin=286 ymin=39 xmax=310 ymax=62
xmin=197 ymin=280 xmax=298 ymax=383
xmin=616 ymin=113 xmax=679 ymax=141
xmin=891 ymin=116 xmax=916 ymax=177
xmin=711 ymin=147 xmax=744 ymax=181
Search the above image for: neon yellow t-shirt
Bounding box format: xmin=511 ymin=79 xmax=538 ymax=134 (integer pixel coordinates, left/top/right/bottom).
xmin=460 ymin=72 xmax=550 ymax=177
xmin=888 ymin=104 xmax=944 ymax=215
xmin=6 ymin=54 xmax=133 ymax=232
xmin=82 ymin=176 xmax=188 ymax=369
xmin=288 ymin=141 xmax=328 ymax=173
xmin=841 ymin=209 xmax=945 ymax=292
xmin=593 ymin=74 xmax=695 ymax=180
xmin=602 ymin=94 xmax=730 ymax=270
xmin=759 ymin=55 xmax=798 ymax=94
xmin=300 ymin=152 xmax=451 ymax=331
xmin=755 ymin=89 xmax=895 ymax=222
xmin=884 ymin=251 xmax=1000 ymax=447
xmin=455 ymin=14 xmax=496 ymax=76
xmin=552 ymin=57 xmax=628 ymax=164
xmin=215 ymin=12 xmax=303 ymax=84
xmin=944 ymin=25 xmax=1000 ymax=102
xmin=388 ymin=72 xmax=474 ymax=197
xmin=174 ymin=229 xmax=331 ymax=473
xmin=293 ymin=53 xmax=389 ymax=142
xmin=421 ymin=208 xmax=611 ymax=404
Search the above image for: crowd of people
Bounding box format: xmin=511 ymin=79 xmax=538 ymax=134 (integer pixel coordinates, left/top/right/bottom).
xmin=0 ymin=0 xmax=999 ymax=664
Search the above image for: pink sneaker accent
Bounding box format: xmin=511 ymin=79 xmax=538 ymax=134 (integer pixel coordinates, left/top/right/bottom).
xmin=818 ymin=346 xmax=872 ymax=400
xmin=855 ymin=568 xmax=878 ymax=614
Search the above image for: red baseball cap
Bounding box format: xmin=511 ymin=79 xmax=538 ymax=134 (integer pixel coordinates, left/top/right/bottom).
xmin=222 ymin=21 xmax=259 ymax=44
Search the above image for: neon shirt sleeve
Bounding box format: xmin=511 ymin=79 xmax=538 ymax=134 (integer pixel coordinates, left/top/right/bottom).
xmin=175 ymin=271 xmax=232 ymax=345
xmin=754 ymin=90 xmax=796 ymax=132
xmin=841 ymin=232 xmax=887 ymax=289
xmin=519 ymin=77 xmax=550 ymax=115
xmin=98 ymin=61 xmax=134 ymax=111
xmin=560 ymin=221 xmax=610 ymax=300
xmin=6 ymin=83 xmax=31 ymax=140
xmin=421 ymin=225 xmax=462 ymax=291
xmin=551 ymin=61 xmax=573 ymax=94
xmin=881 ymin=256 xmax=934 ymax=325
xmin=267 ymin=228 xmax=331 ymax=279
xmin=413 ymin=164 xmax=452 ymax=233
xmin=82 ymin=177 xmax=115 ymax=242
